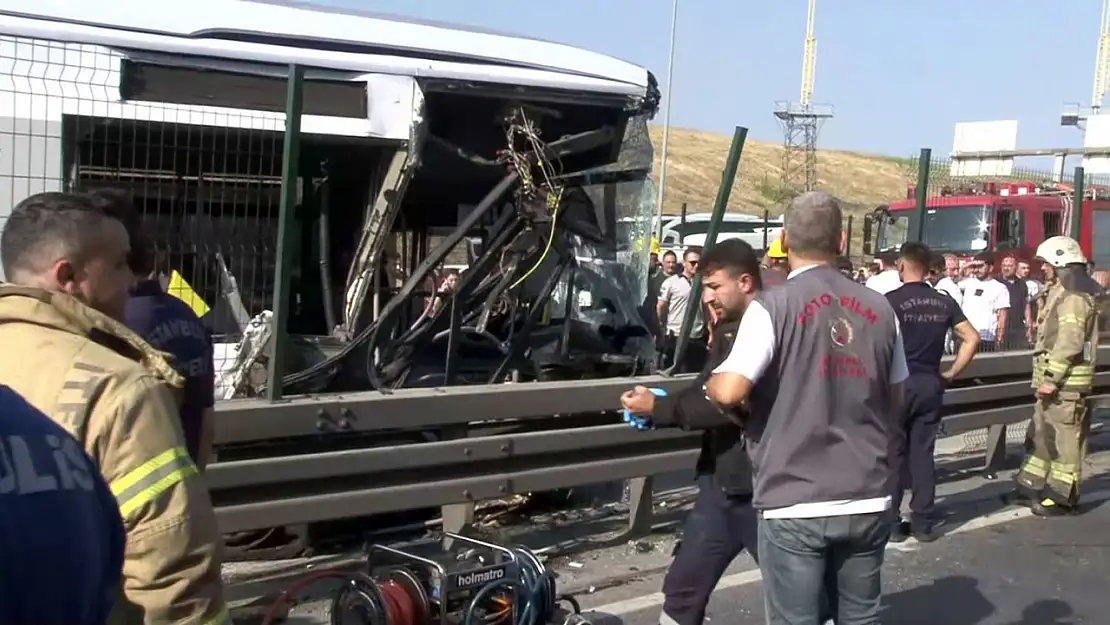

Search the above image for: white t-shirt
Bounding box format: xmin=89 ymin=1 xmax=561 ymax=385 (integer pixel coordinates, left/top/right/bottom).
xmin=934 ymin=276 xmax=962 ymax=306
xmin=960 ymin=277 xmax=1010 ymax=342
xmin=865 ymin=269 xmax=902 ymax=295
xmin=713 ymin=265 xmax=909 ymax=520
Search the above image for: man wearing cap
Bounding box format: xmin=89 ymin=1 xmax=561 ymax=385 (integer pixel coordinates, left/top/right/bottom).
xmin=1015 ymin=236 xmax=1102 ymax=516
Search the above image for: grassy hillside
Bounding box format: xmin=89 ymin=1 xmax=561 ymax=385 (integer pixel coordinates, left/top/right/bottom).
xmin=650 ymin=126 xmax=911 ymax=217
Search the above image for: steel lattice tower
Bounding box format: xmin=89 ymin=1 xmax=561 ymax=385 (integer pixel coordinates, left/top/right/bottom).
xmin=774 ymin=0 xmax=833 ymax=195
xmin=774 ymin=102 xmax=833 ymax=193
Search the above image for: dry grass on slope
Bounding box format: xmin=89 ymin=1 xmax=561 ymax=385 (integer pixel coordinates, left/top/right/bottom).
xmin=649 ymin=126 xmax=912 ymax=217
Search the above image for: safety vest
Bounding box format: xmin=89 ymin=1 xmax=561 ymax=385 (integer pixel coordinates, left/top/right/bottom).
xmin=1032 ymin=282 xmax=1099 ymax=392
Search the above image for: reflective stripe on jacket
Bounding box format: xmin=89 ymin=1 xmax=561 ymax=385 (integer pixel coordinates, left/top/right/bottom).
xmin=1033 ymin=282 xmax=1098 ymax=392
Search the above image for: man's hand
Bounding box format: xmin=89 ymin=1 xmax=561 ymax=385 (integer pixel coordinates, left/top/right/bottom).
xmin=940 ymin=369 xmax=956 ymax=385
xmin=621 ymin=385 xmax=657 ymax=416
xmin=1036 ymin=382 xmax=1058 ymax=399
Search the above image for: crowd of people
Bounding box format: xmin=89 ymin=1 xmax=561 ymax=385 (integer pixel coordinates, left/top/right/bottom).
xmin=620 ymin=191 xmax=1100 ymax=625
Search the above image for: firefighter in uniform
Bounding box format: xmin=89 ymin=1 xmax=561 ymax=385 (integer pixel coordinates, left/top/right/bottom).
xmin=0 ymin=192 xmax=229 ymax=624
xmin=1015 ymin=235 xmax=1101 ymax=516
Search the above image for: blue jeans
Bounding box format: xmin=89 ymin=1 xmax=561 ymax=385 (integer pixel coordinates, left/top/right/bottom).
xmin=758 ymin=513 xmax=890 ymax=625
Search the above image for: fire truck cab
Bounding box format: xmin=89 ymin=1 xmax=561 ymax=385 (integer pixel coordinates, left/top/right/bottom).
xmin=863 ymin=181 xmax=1110 ymax=268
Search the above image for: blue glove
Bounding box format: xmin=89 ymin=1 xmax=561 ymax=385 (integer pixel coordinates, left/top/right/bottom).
xmin=623 ymin=388 xmax=667 ymax=431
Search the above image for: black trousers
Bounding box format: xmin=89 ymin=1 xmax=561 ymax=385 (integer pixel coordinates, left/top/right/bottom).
xmin=661 ymin=334 xmax=708 ymax=373
xmin=661 ymin=476 xmax=758 ymax=625
xmin=890 ymin=373 xmax=945 ymax=530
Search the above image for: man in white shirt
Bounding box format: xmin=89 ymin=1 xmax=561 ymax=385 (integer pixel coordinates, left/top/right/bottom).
xmin=959 ymin=256 xmax=1010 ymax=351
xmin=865 ymin=253 xmax=902 ymax=294
xmin=705 ymin=192 xmax=909 ymax=625
xmin=934 ymin=254 xmax=963 ymax=305
xmin=657 ymin=247 xmax=707 ymax=371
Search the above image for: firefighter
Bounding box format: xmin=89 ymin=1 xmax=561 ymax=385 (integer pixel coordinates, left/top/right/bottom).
xmin=0 ymin=192 xmax=229 ymax=624
xmin=1015 ymin=235 xmax=1101 ymax=516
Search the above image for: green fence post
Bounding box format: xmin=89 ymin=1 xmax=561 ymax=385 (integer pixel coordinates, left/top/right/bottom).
xmin=669 ymin=126 xmax=747 ymax=374
xmin=912 ymin=148 xmax=932 ymax=243
xmin=266 ymin=64 xmax=305 ymax=402
xmin=1071 ymin=166 xmax=1085 ymax=241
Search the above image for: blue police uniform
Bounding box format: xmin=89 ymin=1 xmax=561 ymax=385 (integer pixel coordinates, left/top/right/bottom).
xmin=126 ymin=279 xmax=215 ymax=465
xmin=0 ymin=384 xmax=125 ymax=625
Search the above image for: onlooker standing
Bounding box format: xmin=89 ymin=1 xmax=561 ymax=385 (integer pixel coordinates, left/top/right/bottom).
xmin=0 ymin=384 xmax=125 ymax=625
xmin=87 ymin=189 xmax=217 ymax=470
xmin=960 ymin=255 xmax=1010 ymax=351
xmin=885 ymin=243 xmax=980 ymax=543
xmin=661 ymin=250 xmax=679 ymax=277
xmin=934 ymin=254 xmax=963 ymax=305
xmin=706 ymin=191 xmax=908 ymax=625
xmin=1018 ymin=259 xmax=1044 ymax=321
xmin=657 ymin=247 xmax=708 ymax=372
xmin=865 ymin=253 xmax=902 ymax=294
xmin=999 ymin=254 xmax=1033 ymax=348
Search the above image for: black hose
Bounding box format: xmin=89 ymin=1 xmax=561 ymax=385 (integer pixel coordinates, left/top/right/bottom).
xmin=281 ymin=126 xmax=616 ymax=390
xmin=364 ymin=172 xmax=521 ymax=390
xmin=318 ymin=175 xmax=339 ymax=333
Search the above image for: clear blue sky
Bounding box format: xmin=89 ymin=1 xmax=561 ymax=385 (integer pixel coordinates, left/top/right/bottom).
xmin=315 ymin=0 xmax=1102 ymax=160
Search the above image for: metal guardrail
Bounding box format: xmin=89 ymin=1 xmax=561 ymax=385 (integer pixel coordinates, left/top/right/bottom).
xmin=207 ymin=346 xmax=1110 ymax=534
xmin=213 ymin=348 xmax=1108 ymax=443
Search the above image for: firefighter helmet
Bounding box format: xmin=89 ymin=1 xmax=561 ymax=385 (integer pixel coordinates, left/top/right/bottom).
xmin=1035 ymin=236 xmax=1087 ymax=268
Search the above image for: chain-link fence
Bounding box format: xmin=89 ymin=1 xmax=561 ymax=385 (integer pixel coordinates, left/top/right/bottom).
xmin=0 ymin=34 xmax=298 ymax=392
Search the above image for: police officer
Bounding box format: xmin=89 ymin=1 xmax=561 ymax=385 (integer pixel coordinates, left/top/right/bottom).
xmin=1015 ymin=236 xmax=1101 ymax=516
xmin=0 ymin=384 xmax=125 ymax=625
xmin=0 ymin=192 xmax=229 ymax=624
xmin=885 ymin=242 xmax=980 ymax=542
xmin=620 ymin=239 xmax=832 ymax=625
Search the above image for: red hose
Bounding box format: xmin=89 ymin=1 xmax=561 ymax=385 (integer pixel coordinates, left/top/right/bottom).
xmin=260 ymin=569 xmax=371 ymax=625
xmin=380 ymin=579 xmax=420 ymax=625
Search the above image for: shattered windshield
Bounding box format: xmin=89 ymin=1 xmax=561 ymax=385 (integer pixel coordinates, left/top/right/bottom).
xmin=547 ymin=116 xmax=656 ymax=363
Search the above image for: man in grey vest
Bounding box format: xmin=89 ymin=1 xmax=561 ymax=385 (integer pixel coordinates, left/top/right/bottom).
xmin=706 ymin=191 xmax=908 ymax=625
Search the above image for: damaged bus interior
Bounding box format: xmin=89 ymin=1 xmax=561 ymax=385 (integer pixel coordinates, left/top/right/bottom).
xmin=64 ymin=55 xmax=660 ymax=400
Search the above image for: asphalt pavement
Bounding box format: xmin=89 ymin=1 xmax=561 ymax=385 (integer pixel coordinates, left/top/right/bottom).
xmin=583 ymin=473 xmax=1110 ymax=625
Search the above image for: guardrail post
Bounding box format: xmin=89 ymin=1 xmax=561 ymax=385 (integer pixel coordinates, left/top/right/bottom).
xmin=266 ymin=64 xmax=304 ymax=402
xmin=626 ymin=476 xmax=654 ymax=535
xmin=981 ymin=423 xmax=1009 ymax=479
xmin=441 ymin=425 xmax=476 ymax=541
xmin=669 ymin=126 xmax=747 ymax=373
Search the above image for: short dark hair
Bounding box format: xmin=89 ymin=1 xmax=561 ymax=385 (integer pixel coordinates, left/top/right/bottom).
xmin=84 ymin=188 xmax=153 ymax=275
xmin=683 ymin=246 xmax=703 ymax=260
xmin=698 ymin=239 xmax=762 ymax=288
xmin=835 ymin=256 xmax=854 ymax=272
xmin=974 ymin=252 xmax=993 ymax=264
xmin=784 ymin=192 xmax=843 ymax=257
xmin=1 ymin=192 xmax=119 ymax=278
xmin=898 ymin=242 xmax=932 ymax=271
xmin=662 ymin=250 xmax=677 ymax=260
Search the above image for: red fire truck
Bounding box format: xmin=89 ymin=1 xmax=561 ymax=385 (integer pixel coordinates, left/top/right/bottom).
xmin=863 ymin=180 xmax=1110 ymax=268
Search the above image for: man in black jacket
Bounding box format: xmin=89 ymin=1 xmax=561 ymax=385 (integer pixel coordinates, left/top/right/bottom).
xmin=620 ymin=239 xmax=764 ymax=625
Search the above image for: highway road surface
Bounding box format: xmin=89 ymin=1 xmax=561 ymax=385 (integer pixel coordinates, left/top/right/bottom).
xmin=229 ymin=425 xmax=1110 ymax=625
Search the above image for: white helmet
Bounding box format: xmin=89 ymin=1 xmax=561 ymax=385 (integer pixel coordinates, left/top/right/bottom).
xmin=1035 ymin=236 xmax=1087 ymax=268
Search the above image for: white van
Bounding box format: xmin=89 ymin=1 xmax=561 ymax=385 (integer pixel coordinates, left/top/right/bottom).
xmin=659 ymin=213 xmax=783 ymax=255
